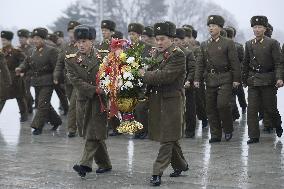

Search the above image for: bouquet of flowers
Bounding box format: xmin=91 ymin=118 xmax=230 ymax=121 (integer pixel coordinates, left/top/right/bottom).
xmin=96 ymin=39 xmax=145 ymax=134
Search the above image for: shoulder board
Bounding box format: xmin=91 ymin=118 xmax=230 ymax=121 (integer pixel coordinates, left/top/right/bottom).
xmin=172 ymin=47 xmax=178 ymax=52
xmin=98 ymin=50 xmax=109 ymax=53
xmin=65 ymin=53 xmax=77 ymax=59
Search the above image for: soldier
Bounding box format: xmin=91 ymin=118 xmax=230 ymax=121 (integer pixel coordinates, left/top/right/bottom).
xmin=128 ymin=23 xmax=152 ymax=139
xmin=174 ymin=28 xmax=196 ymax=138
xmin=224 ymin=27 xmax=242 ymax=121
xmin=226 ymin=26 xmax=248 ymax=116
xmin=139 ymin=21 xmax=188 ymax=186
xmin=47 ymin=33 xmax=69 ymax=115
xmin=0 ymin=31 xmax=28 ymax=122
xmin=53 ymin=30 xmax=65 ymax=48
xmin=97 ymin=20 xmax=116 ymax=53
xmin=16 ymin=27 xmax=62 ymax=135
xmin=194 ymin=15 xmax=241 ymax=143
xmin=111 ymin=30 xmax=123 ymax=39
xmin=0 ymin=51 xmax=12 ymax=104
xmin=66 ymin=25 xmax=112 ymax=178
xmin=141 ymin=26 xmax=156 ymax=46
xmin=17 ymin=29 xmax=34 ymax=113
xmin=183 ymin=25 xmax=208 ymax=128
xmin=243 ymin=16 xmax=283 ymax=144
xmin=53 ymin=20 xmax=81 ymax=138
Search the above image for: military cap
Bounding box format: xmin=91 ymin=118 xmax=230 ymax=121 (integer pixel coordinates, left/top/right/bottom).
xmin=220 ymin=29 xmax=227 ymax=37
xmin=224 ymin=27 xmax=234 ymax=38
xmin=1 ymin=31 xmax=14 ymax=40
xmin=17 ymin=29 xmax=30 ymax=38
xmin=250 ymin=16 xmax=268 ymax=27
xmin=101 ymin=20 xmax=116 ymax=31
xmin=175 ymin=28 xmax=185 ymax=39
xmin=54 ymin=31 xmax=64 ymax=38
xmin=207 ymin=15 xmax=225 ymax=28
xmin=47 ymin=33 xmax=59 ymax=44
xmin=142 ymin=26 xmax=154 ymax=37
xmin=74 ymin=25 xmax=96 ymax=40
xmin=267 ymin=23 xmax=273 ymax=31
xmin=67 ymin=20 xmax=81 ymax=31
xmin=227 ymin=26 xmax=236 ymax=37
xmin=182 ymin=24 xmax=194 ymax=30
xmin=154 ymin=21 xmax=176 ymax=37
xmin=32 ymin=27 xmax=48 ymax=39
xmin=183 ymin=27 xmax=192 ymax=38
xmin=128 ymin=23 xmax=144 ymax=35
xmin=192 ymin=29 xmax=198 ymax=39
xmin=112 ymin=30 xmax=123 ymax=39
xmin=265 ymin=23 xmax=273 ymax=37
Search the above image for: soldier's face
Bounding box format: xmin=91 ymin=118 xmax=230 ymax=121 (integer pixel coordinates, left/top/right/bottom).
xmin=128 ymin=32 xmax=140 ymax=43
xmin=33 ymin=36 xmax=45 ymax=48
xmin=208 ymin=24 xmax=221 ymax=37
xmin=28 ymin=37 xmax=34 ymax=46
xmin=155 ymin=35 xmax=173 ymax=52
xmin=141 ymin=35 xmax=150 ymax=43
xmin=77 ymin=39 xmax=93 ymax=54
xmin=19 ymin=37 xmax=28 ymax=46
xmin=174 ymin=38 xmax=183 ymax=46
xmin=68 ymin=29 xmax=75 ymax=41
xmin=1 ymin=38 xmax=11 ymax=47
xmin=101 ymin=28 xmax=112 ymax=40
xmin=253 ymin=25 xmax=266 ymax=38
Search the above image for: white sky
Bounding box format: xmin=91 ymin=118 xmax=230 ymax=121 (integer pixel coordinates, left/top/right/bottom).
xmin=0 ymin=0 xmax=283 ymax=34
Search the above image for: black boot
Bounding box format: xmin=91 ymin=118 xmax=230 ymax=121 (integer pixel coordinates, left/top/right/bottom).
xmin=20 ymin=113 xmax=28 ymax=122
xmin=202 ymin=119 xmax=208 ymax=128
xmin=225 ymin=133 xmax=233 ymax=141
xmin=209 ymin=138 xmax=221 ymax=143
xmin=276 ymin=127 xmax=283 ymax=138
xmin=170 ymin=164 xmax=189 ymax=177
xmin=73 ymin=164 xmax=92 ymax=177
xmin=150 ymin=175 xmax=161 ymax=186
xmin=51 ymin=124 xmax=60 ymax=131
xmin=247 ymin=138 xmax=259 ymax=144
xmin=68 ymin=132 xmax=76 ymax=138
xmin=32 ymin=128 xmax=42 ymax=135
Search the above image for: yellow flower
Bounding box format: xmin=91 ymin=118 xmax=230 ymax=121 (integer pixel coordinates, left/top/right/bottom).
xmin=132 ymin=62 xmax=139 ymax=69
xmin=119 ymin=52 xmax=127 ymax=62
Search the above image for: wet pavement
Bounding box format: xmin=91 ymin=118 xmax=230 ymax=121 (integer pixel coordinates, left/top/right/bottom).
xmin=0 ymin=90 xmax=284 ymax=189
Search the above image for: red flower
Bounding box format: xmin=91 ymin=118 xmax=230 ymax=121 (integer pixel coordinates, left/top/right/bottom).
xmin=110 ymin=39 xmax=128 ymax=51
xmin=164 ymin=51 xmax=170 ymax=60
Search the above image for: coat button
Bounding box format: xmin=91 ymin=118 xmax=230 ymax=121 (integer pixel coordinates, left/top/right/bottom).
xmin=87 ymin=72 xmax=90 ymax=74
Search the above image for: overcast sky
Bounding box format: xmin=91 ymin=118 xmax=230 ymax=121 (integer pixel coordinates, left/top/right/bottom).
xmin=0 ymin=0 xmax=283 ymax=41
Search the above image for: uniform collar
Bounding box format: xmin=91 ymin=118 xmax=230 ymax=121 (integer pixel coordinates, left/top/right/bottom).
xmin=253 ymin=36 xmax=265 ymax=44
xmin=210 ymin=36 xmax=221 ymax=42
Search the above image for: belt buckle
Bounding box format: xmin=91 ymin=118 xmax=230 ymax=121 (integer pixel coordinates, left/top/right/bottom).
xmin=210 ymin=69 xmax=215 ymax=74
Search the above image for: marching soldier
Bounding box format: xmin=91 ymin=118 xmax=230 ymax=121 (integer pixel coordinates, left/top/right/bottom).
xmin=141 ymin=26 xmax=156 ymax=46
xmin=243 ymin=16 xmax=283 ymax=144
xmin=194 ymin=15 xmax=241 ymax=143
xmin=0 ymin=31 xmax=28 ymax=122
xmin=182 ymin=25 xmax=208 ymax=128
xmin=47 ymin=33 xmax=69 ymax=115
xmin=17 ymin=29 xmax=34 ymax=113
xmin=139 ymin=21 xmax=188 ymax=186
xmin=111 ymin=30 xmax=124 ymax=39
xmin=16 ymin=27 xmax=62 ymax=135
xmin=0 ymin=51 xmax=12 ymax=104
xmin=227 ymin=26 xmax=248 ymax=115
xmin=174 ymin=28 xmax=197 ymax=138
xmin=128 ymin=23 xmax=152 ymax=139
xmin=67 ymin=25 xmax=112 ymax=177
xmin=53 ymin=20 xmax=81 ymax=137
xmin=53 ymin=30 xmax=65 ymax=48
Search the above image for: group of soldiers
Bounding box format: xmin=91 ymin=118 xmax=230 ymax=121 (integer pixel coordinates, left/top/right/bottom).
xmin=0 ymin=14 xmax=283 ymax=186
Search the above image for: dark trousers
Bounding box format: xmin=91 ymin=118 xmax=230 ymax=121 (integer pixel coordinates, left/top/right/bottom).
xmin=31 ymin=86 xmax=62 ymax=129
xmin=206 ymin=84 xmax=233 ymax=139
xmin=185 ymin=87 xmax=196 ymax=135
xmin=153 ymin=141 xmax=187 ymax=176
xmin=0 ymin=97 xmax=27 ymax=116
xmin=247 ymin=86 xmax=281 ymax=139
